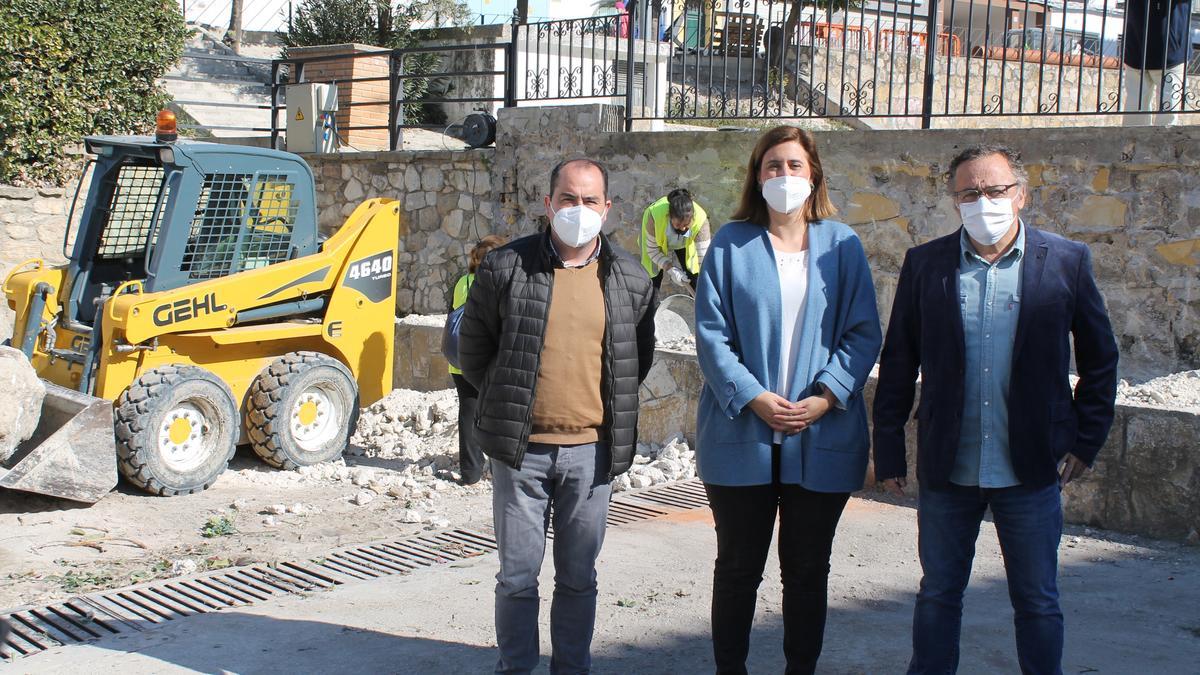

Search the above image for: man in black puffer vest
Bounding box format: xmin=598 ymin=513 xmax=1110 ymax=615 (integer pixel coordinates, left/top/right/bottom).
xmin=459 ymin=158 xmax=657 ymax=674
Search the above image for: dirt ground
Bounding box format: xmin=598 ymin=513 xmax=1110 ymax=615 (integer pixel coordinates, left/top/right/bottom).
xmin=13 ymin=495 xmax=1200 ymax=674
xmin=0 ymin=387 xmax=499 ymax=611
xmin=0 ymin=387 xmax=695 ymax=612
xmin=0 ymin=451 xmax=495 ymax=610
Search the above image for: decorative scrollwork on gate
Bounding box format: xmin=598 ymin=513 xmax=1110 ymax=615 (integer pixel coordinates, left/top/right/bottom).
xmin=750 ymin=85 xmax=783 ymax=118
xmin=560 ymin=66 xmax=583 ymax=97
xmin=1182 ymin=88 xmax=1199 ymax=112
xmin=804 ymin=82 xmax=830 ymax=116
xmin=704 ymin=86 xmax=734 ymax=118
xmin=668 ymin=84 xmax=698 ymax=118
xmin=1097 ymin=90 xmax=1120 ymax=113
xmin=1038 ymin=92 xmax=1060 ymax=114
xmin=842 ymin=81 xmax=876 ymax=116
xmin=526 ymin=68 xmax=548 ymax=98
xmin=594 ymin=64 xmax=617 ymax=96
xmin=981 ymin=93 xmax=1002 ymax=115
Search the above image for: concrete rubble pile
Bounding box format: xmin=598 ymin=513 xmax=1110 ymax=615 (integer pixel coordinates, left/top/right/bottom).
xmin=289 ymin=388 xmax=467 ymax=525
xmin=0 ymin=345 xmax=45 ymax=463
xmin=657 ymin=334 xmax=696 ymax=352
xmin=1116 ymin=370 xmax=1200 ymax=412
xmin=290 ymin=387 xmax=700 ymax=514
xmin=613 ymin=437 xmax=698 ymax=493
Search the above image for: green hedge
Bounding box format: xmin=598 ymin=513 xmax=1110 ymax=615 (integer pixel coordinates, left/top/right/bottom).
xmin=0 ymin=0 xmax=188 ymax=186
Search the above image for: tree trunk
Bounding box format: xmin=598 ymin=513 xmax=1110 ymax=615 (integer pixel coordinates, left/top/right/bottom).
xmin=515 ymin=0 xmax=529 ymax=24
xmin=225 ymin=0 xmax=243 ymax=53
xmin=786 ymin=1 xmax=802 ymax=34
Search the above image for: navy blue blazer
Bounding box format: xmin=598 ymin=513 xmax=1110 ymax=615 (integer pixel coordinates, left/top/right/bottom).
xmin=872 ymin=226 xmax=1119 ymax=489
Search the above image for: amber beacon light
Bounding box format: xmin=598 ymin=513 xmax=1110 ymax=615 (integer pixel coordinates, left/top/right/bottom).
xmin=155 ymin=110 xmax=178 ymax=142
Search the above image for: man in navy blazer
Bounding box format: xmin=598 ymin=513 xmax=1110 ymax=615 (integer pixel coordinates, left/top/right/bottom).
xmin=873 ymin=145 xmax=1119 ymax=675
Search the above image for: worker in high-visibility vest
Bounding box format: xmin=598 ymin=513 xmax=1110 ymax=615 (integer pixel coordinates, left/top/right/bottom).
xmin=639 ymin=188 xmax=711 ymax=292
xmin=449 ymin=234 xmax=507 ymax=485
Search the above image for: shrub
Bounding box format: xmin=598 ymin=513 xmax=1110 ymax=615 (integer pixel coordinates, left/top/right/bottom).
xmin=0 ymin=0 xmax=188 ymax=186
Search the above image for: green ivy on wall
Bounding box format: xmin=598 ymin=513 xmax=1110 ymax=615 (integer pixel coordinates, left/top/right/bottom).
xmin=0 ymin=0 xmax=188 ymax=186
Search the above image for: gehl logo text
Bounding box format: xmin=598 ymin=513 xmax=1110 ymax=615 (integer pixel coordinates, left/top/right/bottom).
xmin=153 ymin=293 xmax=228 ymax=327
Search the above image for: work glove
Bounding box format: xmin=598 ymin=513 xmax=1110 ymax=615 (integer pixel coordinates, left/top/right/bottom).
xmin=667 ymin=267 xmax=689 ymax=287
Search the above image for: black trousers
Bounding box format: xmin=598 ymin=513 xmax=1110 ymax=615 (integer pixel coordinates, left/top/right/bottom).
xmin=450 ymin=373 xmax=485 ymax=484
xmin=650 ymin=247 xmax=698 ymax=292
xmin=704 ymin=446 xmax=850 ymax=675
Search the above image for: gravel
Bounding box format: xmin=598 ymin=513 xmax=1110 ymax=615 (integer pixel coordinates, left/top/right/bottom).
xmin=396 ymin=314 xmax=447 ymax=328
xmin=1116 ymin=369 xmax=1200 ymax=412
xmin=291 ymin=387 xmax=701 ymax=509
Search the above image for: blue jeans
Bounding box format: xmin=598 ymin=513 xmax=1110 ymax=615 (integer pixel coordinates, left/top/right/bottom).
xmin=491 ymin=442 xmax=611 ymax=675
xmin=909 ymin=483 xmax=1064 ymax=675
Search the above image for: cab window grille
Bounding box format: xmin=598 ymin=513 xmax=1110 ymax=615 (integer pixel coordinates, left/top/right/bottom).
xmin=96 ymin=165 xmax=168 ymax=259
xmin=181 ymin=173 xmax=298 ymax=280
xmin=241 ymin=175 xmax=298 ymax=271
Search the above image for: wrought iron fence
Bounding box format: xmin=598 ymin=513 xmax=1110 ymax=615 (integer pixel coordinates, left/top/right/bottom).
xmin=231 ymin=0 xmax=1200 ymax=146
xmin=520 ymin=0 xmax=1200 ymax=127
xmin=514 ymin=15 xmax=630 ymax=101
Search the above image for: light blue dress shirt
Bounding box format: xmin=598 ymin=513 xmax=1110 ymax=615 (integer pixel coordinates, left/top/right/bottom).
xmin=951 ymin=223 xmax=1025 ymax=488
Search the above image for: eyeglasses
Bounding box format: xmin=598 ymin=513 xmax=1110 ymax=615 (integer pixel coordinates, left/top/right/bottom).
xmin=953 ymin=182 xmax=1020 ymax=203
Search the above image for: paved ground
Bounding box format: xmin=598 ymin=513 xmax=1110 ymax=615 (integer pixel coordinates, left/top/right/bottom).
xmin=6 ymin=496 xmax=1199 ymax=674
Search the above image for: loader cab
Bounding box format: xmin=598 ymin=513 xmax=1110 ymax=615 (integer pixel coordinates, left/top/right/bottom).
xmin=65 ymin=137 xmax=319 ymax=330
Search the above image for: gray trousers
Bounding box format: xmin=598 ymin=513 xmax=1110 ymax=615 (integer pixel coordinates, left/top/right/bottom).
xmin=491 ymin=441 xmax=612 ymax=675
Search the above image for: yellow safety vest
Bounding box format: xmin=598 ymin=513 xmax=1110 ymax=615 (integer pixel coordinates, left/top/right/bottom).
xmin=448 ymin=272 xmax=473 ymax=375
xmin=639 ymin=196 xmax=707 ymax=277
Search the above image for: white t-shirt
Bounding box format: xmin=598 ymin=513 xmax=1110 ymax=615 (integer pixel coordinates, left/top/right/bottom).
xmin=774 ymin=249 xmax=809 ymax=444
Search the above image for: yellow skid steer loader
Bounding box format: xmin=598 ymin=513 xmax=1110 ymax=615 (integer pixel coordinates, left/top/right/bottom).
xmin=2 ymin=113 xmax=400 ymax=503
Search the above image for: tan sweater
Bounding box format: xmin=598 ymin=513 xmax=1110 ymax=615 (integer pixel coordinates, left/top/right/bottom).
xmin=529 ymin=264 xmax=607 ymax=445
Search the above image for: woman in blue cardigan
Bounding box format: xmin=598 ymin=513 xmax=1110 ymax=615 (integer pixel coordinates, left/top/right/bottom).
xmin=695 ymin=126 xmax=882 ymax=674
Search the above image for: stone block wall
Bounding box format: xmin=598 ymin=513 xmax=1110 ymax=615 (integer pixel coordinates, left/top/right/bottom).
xmin=307 ymin=149 xmax=499 ymax=314
xmin=392 ymin=316 xmax=455 ymax=392
xmin=310 ymin=106 xmax=1198 ymax=378
xmin=492 ymin=107 xmax=1198 ymax=379
xmin=8 ymin=105 xmax=1198 ymax=380
xmin=0 ymin=185 xmax=76 ymax=342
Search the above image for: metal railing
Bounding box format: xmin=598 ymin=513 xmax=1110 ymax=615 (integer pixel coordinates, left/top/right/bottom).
xmin=517 ymin=0 xmax=1200 ymax=127
xmin=180 ymin=2 xmax=1200 ymax=145
xmin=170 ymin=51 xmax=278 ymax=137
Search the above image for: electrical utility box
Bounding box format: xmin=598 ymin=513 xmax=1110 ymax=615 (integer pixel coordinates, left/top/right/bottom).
xmin=286 ymin=83 xmax=339 ymax=154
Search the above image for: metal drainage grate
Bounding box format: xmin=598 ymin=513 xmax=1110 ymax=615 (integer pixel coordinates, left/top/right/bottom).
xmin=311 ymin=529 xmax=497 ymax=581
xmin=1 ymin=528 xmax=496 ymax=660
xmin=620 ymin=478 xmax=710 ymax=511
xmin=606 ymin=500 xmax=670 ymax=525
xmin=1 ymin=483 xmax=712 ymax=661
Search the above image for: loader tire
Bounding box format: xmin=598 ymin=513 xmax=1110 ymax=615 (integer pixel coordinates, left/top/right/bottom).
xmin=114 ymin=365 xmax=239 ymax=496
xmin=246 ymin=352 xmax=359 ymax=470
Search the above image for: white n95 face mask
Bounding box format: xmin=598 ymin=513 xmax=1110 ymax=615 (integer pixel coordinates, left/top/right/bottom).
xmin=550 ymin=204 xmax=605 ymax=248
xmin=959 ymin=197 xmax=1014 ymax=246
xmin=761 ymin=176 xmax=813 ymax=215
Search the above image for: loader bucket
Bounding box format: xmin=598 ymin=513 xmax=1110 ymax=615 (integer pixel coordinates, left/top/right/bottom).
xmin=656 ymin=293 xmax=696 ymax=350
xmin=0 ymin=381 xmax=116 ymax=503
